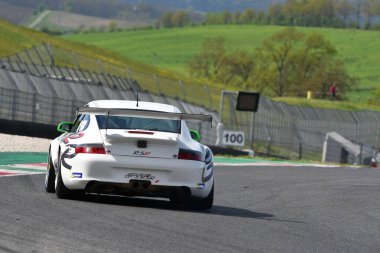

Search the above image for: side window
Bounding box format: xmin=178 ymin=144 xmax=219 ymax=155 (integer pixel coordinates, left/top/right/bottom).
xmin=70 ymin=114 xmax=85 ymax=132
xmin=77 ymin=114 xmax=90 ymax=132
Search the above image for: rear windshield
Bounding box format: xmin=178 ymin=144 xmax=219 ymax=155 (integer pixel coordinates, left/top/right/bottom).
xmin=96 ymin=115 xmax=180 ymax=133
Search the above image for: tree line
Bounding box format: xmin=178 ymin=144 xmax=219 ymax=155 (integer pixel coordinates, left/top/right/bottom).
xmin=188 ymin=28 xmax=357 ymax=98
xmin=159 ymin=0 xmax=380 ymax=30
xmin=205 ymin=0 xmax=380 ymax=30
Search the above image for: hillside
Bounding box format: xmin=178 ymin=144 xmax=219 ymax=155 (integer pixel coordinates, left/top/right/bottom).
xmin=0 ymin=0 xmax=33 ymax=24
xmin=0 ymin=19 xmax=216 ymax=108
xmin=0 ymin=19 xmax=378 ymax=111
xmin=25 ymin=10 xmax=154 ymax=31
xmin=65 ymin=25 xmax=380 ymax=102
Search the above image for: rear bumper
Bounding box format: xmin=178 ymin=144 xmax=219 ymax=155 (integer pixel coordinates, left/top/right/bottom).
xmin=61 ymin=154 xmax=213 ymax=198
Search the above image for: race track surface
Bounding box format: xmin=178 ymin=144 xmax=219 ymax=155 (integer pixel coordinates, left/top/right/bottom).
xmin=1 ymin=165 xmax=380 ymax=252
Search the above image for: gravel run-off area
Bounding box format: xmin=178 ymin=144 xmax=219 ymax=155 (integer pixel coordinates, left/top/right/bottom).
xmin=0 ymin=133 xmax=50 ymax=152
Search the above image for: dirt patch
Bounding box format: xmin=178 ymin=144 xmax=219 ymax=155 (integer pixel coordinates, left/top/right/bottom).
xmin=0 ymin=133 xmax=50 ymax=152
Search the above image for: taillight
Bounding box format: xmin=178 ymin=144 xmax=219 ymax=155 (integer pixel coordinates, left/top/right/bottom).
xmin=178 ymin=149 xmax=203 ymax=162
xmin=75 ymin=146 xmax=106 ymax=154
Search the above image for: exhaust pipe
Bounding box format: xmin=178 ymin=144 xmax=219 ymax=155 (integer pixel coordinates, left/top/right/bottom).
xmin=130 ymin=180 xmax=151 ymax=190
xmin=131 ymin=181 xmax=140 ymax=189
xmin=142 ymin=182 xmax=150 ymax=189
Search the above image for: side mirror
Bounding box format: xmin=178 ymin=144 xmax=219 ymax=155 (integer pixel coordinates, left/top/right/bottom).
xmin=57 ymin=122 xmax=74 ymax=133
xmin=190 ymin=130 xmax=200 ymax=142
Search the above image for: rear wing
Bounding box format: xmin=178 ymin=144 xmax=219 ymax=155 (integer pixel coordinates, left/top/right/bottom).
xmin=77 ymin=107 xmax=212 ymax=125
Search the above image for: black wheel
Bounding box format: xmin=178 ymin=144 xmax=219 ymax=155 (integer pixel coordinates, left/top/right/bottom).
xmin=55 ymin=154 xmax=75 ymax=199
xmin=190 ymin=183 xmax=214 ymax=211
xmin=44 ymin=152 xmax=55 ymax=193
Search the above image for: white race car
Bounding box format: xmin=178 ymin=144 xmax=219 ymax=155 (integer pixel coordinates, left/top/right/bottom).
xmin=45 ymin=100 xmax=214 ymax=210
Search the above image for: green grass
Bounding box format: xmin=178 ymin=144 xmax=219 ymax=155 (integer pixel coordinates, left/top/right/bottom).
xmin=65 ymin=24 xmax=380 ymax=102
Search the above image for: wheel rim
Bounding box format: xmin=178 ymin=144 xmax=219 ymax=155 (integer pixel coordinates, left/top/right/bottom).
xmin=55 ymin=170 xmax=58 ymax=190
xmin=44 ymin=170 xmax=48 ymax=187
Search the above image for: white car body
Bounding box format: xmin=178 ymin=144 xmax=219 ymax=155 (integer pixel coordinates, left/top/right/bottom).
xmin=45 ymin=100 xmax=214 ymax=210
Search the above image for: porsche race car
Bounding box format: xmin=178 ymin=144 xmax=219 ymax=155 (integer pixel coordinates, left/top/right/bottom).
xmin=44 ymin=100 xmax=214 ymax=210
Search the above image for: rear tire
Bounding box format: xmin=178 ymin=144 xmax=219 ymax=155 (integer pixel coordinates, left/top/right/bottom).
xmin=190 ymin=183 xmax=214 ymax=211
xmin=55 ymin=155 xmax=75 ymax=199
xmin=44 ymin=152 xmax=55 ymax=193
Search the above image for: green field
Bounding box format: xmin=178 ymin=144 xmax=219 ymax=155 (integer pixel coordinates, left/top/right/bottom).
xmin=65 ymin=25 xmax=380 ymax=101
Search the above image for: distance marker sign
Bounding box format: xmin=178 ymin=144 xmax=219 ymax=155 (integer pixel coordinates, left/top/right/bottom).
xmin=222 ymin=130 xmax=245 ymax=146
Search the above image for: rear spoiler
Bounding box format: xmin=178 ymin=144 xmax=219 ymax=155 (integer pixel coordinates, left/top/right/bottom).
xmin=77 ymin=107 xmax=212 ymax=125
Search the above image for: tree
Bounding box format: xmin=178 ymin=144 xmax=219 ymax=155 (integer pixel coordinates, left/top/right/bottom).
xmin=219 ymin=50 xmax=256 ymax=88
xmin=254 ymin=28 xmax=355 ymax=97
xmin=362 ymin=0 xmax=380 ymax=29
xmin=254 ymin=28 xmax=304 ymax=96
xmin=160 ymin=12 xmax=174 ymax=28
xmin=240 ymin=8 xmax=256 ymax=24
xmin=171 ymin=11 xmax=190 ymax=27
xmin=268 ymin=2 xmax=284 ymax=24
xmin=108 ymin=21 xmax=117 ymax=32
xmin=188 ymin=36 xmax=226 ymax=79
xmin=293 ymin=32 xmax=336 ymax=90
xmin=335 ymin=0 xmax=354 ymax=26
xmin=222 ymin=10 xmax=232 ymax=24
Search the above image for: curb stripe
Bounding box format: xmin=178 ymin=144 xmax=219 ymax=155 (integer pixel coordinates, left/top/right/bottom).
xmin=0 ymin=172 xmax=16 ymax=176
xmin=0 ymin=166 xmax=46 ymax=172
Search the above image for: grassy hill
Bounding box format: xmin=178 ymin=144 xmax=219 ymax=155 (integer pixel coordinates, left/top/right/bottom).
xmin=0 ymin=19 xmax=218 ymax=109
xmin=0 ymin=19 xmax=379 ymax=111
xmin=64 ymin=25 xmax=380 ymax=102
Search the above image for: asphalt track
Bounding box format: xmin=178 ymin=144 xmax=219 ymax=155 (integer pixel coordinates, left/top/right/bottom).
xmin=1 ymin=164 xmax=380 ymax=252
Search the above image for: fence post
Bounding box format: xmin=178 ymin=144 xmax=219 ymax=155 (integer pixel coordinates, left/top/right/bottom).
xmin=24 ymin=49 xmax=42 ymax=76
xmin=153 ymin=74 xmax=161 ymax=94
xmin=203 ymin=84 xmax=212 ymax=110
xmin=299 ymin=142 xmax=303 ymax=160
xmin=178 ymin=80 xmax=186 ymax=101
xmin=264 ymin=125 xmax=272 ymax=156
xmin=11 ymin=89 xmax=17 ymax=120
xmin=350 ymin=111 xmax=360 ymax=142
xmin=43 ymin=43 xmax=55 ymax=67
xmin=32 ymin=93 xmax=37 ymax=122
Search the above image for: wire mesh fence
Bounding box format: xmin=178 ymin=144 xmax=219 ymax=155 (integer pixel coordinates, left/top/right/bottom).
xmin=0 ymin=44 xmax=215 ymax=110
xmin=0 ymin=68 xmax=217 ymax=145
xmin=1 ymin=44 xmax=380 ymax=163
xmin=220 ymin=92 xmax=380 ymax=161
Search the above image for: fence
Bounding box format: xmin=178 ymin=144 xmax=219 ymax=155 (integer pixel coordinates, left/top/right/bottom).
xmin=0 ymin=44 xmax=216 ymax=110
xmin=220 ymin=92 xmax=380 ymax=161
xmin=1 ymin=44 xmax=380 ymax=162
xmin=0 ymin=68 xmax=218 ymax=145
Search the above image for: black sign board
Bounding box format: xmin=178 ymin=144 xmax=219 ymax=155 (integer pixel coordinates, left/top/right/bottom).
xmin=236 ymin=92 xmax=260 ymax=112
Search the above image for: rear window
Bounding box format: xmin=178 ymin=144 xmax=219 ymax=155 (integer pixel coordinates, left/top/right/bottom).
xmin=95 ymin=115 xmax=181 ymax=133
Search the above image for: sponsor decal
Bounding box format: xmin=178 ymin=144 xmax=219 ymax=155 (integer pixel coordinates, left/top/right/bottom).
xmin=133 ymin=151 xmax=151 ymax=156
xmin=125 ymin=173 xmax=155 ymax=181
xmin=64 ymin=132 xmax=84 ymax=144
xmin=61 ymin=148 xmax=77 ymax=170
xmin=71 ymin=172 xmax=83 ymax=178
xmin=204 ymin=170 xmax=213 ymax=183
